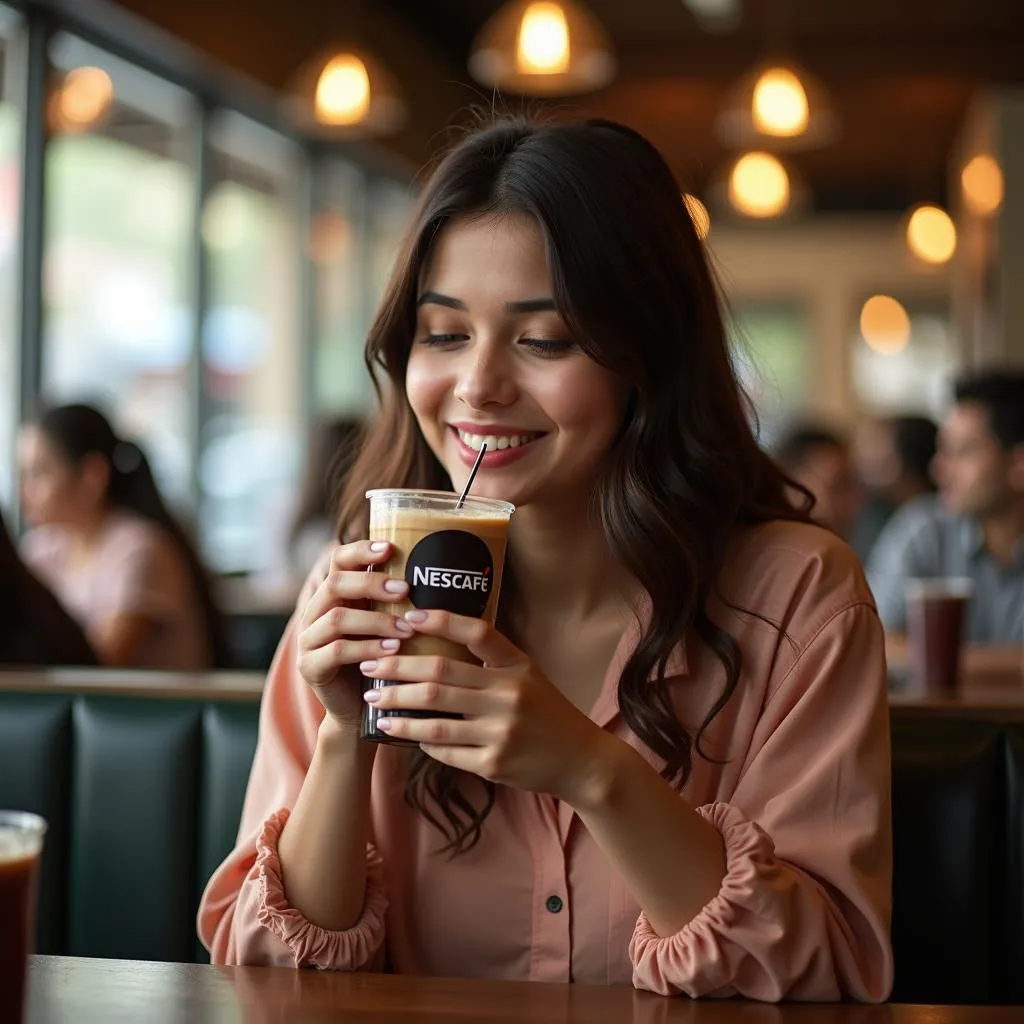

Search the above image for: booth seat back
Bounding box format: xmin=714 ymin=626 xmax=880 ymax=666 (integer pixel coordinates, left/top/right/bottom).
xmin=2 ymin=681 xmax=1023 ymax=1004
xmin=0 ymin=690 xmax=258 ymax=963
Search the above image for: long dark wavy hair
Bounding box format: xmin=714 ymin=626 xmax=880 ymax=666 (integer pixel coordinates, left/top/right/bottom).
xmin=31 ymin=403 xmax=230 ymax=669
xmin=337 ymin=117 xmax=813 ymax=853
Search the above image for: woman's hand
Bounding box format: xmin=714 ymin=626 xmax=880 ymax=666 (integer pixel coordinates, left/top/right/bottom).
xmin=297 ymin=540 xmax=415 ymax=732
xmin=359 ymin=610 xmax=615 ymax=807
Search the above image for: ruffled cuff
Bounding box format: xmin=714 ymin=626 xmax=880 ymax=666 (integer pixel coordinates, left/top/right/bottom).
xmin=629 ymin=801 xmax=778 ymax=998
xmin=254 ymin=807 xmax=388 ymax=971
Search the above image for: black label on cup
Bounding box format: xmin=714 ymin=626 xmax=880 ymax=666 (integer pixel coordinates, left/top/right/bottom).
xmin=404 ymin=530 xmax=494 ymax=618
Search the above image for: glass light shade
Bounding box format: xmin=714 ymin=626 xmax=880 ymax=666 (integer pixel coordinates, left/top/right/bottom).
xmin=859 ymin=295 xmax=910 ymax=355
xmin=50 ymin=66 xmax=114 ymax=134
xmin=729 ymin=152 xmax=790 ymax=218
xmin=285 ymin=46 xmax=405 ymax=138
xmin=961 ymin=154 xmax=1004 ymax=217
xmin=716 ymin=61 xmax=837 ymax=150
xmin=469 ymin=0 xmax=615 ymax=97
xmin=905 ymin=204 xmax=957 ymax=265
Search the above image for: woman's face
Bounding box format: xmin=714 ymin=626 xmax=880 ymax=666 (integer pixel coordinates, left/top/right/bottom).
xmin=17 ymin=427 xmax=99 ymax=528
xmin=405 ymin=213 xmax=628 ymax=511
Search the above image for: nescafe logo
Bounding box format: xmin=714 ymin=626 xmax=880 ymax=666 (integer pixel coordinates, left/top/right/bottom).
xmin=404 ymin=530 xmax=494 ymax=618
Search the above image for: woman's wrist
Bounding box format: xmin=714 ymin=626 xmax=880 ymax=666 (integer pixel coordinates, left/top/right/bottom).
xmin=317 ymin=715 xmax=377 ymax=772
xmin=562 ymin=728 xmax=631 ymax=814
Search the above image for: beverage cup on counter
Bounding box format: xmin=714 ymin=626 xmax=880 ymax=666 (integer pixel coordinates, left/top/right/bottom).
xmin=362 ymin=489 xmax=515 ymax=744
xmin=0 ymin=811 xmax=47 ymax=1024
xmin=905 ymin=578 xmax=974 ymax=695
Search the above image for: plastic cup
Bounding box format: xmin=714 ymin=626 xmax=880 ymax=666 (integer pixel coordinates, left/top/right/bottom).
xmin=361 ymin=489 xmax=515 ymax=744
xmin=0 ymin=811 xmax=47 ymax=1023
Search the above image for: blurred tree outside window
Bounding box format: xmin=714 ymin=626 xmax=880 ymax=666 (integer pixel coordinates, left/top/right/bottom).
xmin=729 ymin=303 xmax=811 ymax=447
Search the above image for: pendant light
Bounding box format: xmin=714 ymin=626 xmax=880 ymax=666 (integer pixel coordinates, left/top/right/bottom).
xmin=716 ymin=61 xmax=837 ymax=150
xmin=285 ymin=46 xmax=405 ymax=137
xmin=468 ymin=1 xmax=615 ymax=97
xmin=714 ymin=0 xmax=836 ymax=150
xmin=284 ymin=2 xmax=405 ymax=138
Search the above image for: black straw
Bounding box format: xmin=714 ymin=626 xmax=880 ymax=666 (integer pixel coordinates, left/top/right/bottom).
xmin=455 ymin=443 xmax=487 ymax=509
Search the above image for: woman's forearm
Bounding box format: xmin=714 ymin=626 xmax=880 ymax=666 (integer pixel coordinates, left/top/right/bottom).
xmin=277 ymin=719 xmax=377 ymax=931
xmin=571 ymin=734 xmax=726 ymax=937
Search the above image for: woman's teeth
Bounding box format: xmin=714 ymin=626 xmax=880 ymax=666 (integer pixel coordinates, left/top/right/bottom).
xmin=456 ymin=429 xmax=535 ymax=452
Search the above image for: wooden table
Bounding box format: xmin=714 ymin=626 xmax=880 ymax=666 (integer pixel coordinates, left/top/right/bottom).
xmin=23 ymin=957 xmax=1021 ymax=1023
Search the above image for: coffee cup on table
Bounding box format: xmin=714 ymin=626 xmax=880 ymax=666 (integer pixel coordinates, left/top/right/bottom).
xmin=0 ymin=811 xmax=47 ymax=1024
xmin=904 ymin=577 xmax=974 ymax=695
xmin=362 ymin=488 xmax=515 ymax=744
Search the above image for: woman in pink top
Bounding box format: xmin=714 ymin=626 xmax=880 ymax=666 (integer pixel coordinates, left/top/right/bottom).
xmin=18 ymin=404 xmax=227 ymax=670
xmin=199 ymin=119 xmax=894 ymax=1001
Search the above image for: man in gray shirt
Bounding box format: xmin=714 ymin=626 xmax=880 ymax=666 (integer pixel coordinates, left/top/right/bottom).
xmin=867 ymin=370 xmax=1024 ymax=651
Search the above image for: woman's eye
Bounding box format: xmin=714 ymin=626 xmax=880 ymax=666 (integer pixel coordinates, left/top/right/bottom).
xmin=421 ymin=333 xmax=467 ymax=346
xmin=520 ymin=338 xmax=575 ymax=357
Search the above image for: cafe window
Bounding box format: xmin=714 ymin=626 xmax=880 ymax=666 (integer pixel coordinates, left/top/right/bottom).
xmin=41 ymin=35 xmax=195 ymax=506
xmin=312 ymin=157 xmax=370 ymax=415
xmin=729 ymin=302 xmax=810 ymax=447
xmin=0 ymin=6 xmax=23 ymax=507
xmin=199 ymin=112 xmax=303 ymax=573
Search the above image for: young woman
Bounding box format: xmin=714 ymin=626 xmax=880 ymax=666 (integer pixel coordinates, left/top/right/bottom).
xmin=18 ymin=404 xmax=227 ymax=670
xmin=199 ymin=119 xmax=893 ymax=1001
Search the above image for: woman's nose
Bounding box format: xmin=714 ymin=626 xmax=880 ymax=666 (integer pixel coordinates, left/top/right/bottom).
xmin=453 ymin=345 xmax=517 ymax=410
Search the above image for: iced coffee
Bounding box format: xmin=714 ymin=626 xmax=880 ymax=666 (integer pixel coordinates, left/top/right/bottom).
xmin=362 ymin=489 xmax=515 ymax=743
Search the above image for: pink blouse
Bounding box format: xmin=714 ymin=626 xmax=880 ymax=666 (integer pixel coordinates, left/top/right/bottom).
xmin=198 ymin=519 xmax=894 ymax=1000
xmin=21 ymin=511 xmax=210 ymax=671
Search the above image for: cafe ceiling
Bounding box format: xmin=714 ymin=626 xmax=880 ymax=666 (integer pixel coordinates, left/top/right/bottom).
xmin=110 ymin=0 xmax=1024 ymax=213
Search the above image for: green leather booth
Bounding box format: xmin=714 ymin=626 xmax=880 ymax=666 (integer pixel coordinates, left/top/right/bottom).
xmin=1 ymin=673 xmax=1023 ymax=1005
xmin=0 ymin=675 xmax=261 ymax=964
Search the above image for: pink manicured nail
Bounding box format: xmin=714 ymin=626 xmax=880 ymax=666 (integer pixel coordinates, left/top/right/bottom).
xmin=380 ymin=639 xmax=400 ymax=652
xmin=394 ymin=619 xmax=414 ymax=634
xmin=370 ymin=541 xmax=389 ymax=552
xmin=360 ymin=660 xmax=378 ymax=673
xmin=384 ymin=578 xmax=409 ymax=594
xmin=404 ymin=610 xmax=428 ymax=623
xmin=376 ymin=718 xmax=393 ymax=732
xmin=363 ymin=690 xmax=381 ymax=703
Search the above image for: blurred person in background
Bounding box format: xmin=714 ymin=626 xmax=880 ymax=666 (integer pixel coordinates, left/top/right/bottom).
xmin=850 ymin=415 xmax=938 ymax=564
xmin=0 ymin=511 xmax=97 ymax=667
xmin=17 ymin=403 xmax=229 ymax=670
xmin=286 ymin=417 xmax=363 ymax=579
xmin=774 ymin=424 xmax=862 ymax=540
xmin=868 ymin=371 xmax=1024 ymax=669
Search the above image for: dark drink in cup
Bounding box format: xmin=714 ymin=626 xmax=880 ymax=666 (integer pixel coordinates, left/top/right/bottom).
xmin=905 ymin=578 xmax=974 ymax=695
xmin=0 ymin=812 xmax=46 ymax=1024
xmin=362 ymin=489 xmax=515 ymax=744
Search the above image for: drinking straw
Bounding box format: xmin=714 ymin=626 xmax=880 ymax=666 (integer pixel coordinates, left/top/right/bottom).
xmin=455 ymin=443 xmax=488 ymax=509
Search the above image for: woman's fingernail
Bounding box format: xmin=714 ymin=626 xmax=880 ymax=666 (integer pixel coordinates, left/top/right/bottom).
xmin=394 ymin=619 xmax=414 ymax=634
xmin=376 ymin=718 xmax=393 ymax=732
xmin=363 ymin=690 xmax=381 ymax=703
xmin=380 ymin=638 xmax=400 ymax=651
xmin=370 ymin=541 xmax=389 ymax=553
xmin=384 ymin=578 xmax=409 ymax=594
xmin=359 ymin=660 xmax=378 ymax=673
xmin=404 ymin=610 xmax=428 ymax=623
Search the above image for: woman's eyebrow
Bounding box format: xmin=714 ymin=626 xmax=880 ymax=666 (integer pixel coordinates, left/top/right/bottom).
xmin=416 ymin=291 xmax=467 ymax=311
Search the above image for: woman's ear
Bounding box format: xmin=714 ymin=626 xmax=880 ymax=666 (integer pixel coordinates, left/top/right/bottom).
xmin=78 ymin=452 xmax=111 ymax=506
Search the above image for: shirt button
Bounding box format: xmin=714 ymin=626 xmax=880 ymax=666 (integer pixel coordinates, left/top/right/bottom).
xmin=545 ymin=895 xmax=563 ymax=914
